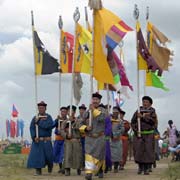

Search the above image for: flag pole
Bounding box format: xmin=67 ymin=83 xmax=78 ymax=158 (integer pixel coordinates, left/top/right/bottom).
xmin=133 ymin=4 xmax=141 ymax=137
xmin=58 ymin=16 xmax=63 ymax=112
xmin=106 ymin=84 xmax=110 ymax=114
xmin=85 ymin=5 xmax=93 ymax=126
xmin=89 ymin=5 xmax=94 ymax=127
xmin=143 ymin=6 xmax=150 ymax=96
xmin=88 ymin=0 xmax=102 ymax=126
xmin=31 ymin=11 xmax=39 ymax=138
xmin=85 ymin=6 xmax=89 ymax=30
xmin=70 ymin=7 xmax=80 ymax=117
xmin=118 ymin=41 xmax=124 ymax=110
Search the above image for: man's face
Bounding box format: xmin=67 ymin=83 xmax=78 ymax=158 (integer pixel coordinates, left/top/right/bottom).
xmin=142 ymin=100 xmax=151 ymax=108
xmin=120 ymin=113 xmax=124 ymax=119
xmin=38 ymin=106 xmax=46 ymax=115
xmin=92 ymin=97 xmax=100 ymax=108
xmin=60 ymin=109 xmax=67 ymax=118
xmin=68 ymin=109 xmax=75 ymax=117
xmin=79 ymin=109 xmax=86 ymax=116
xmin=112 ymin=111 xmax=119 ymax=119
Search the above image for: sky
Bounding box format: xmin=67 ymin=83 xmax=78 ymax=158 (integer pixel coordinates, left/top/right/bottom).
xmin=0 ymin=0 xmax=180 ymax=140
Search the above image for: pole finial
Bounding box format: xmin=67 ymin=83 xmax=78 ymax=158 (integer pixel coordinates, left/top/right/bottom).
xmin=31 ymin=10 xmax=34 ymax=26
xmin=85 ymin=6 xmax=88 ymax=21
xmin=146 ymin=6 xmax=149 ymax=20
xmin=58 ymin=15 xmax=63 ymax=29
xmin=88 ymin=0 xmax=102 ymax=10
xmin=73 ymin=7 xmax=80 ymax=22
xmin=133 ymin=4 xmax=139 ymax=20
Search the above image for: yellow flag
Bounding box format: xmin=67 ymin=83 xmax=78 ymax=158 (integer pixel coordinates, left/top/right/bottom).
xmin=136 ymin=21 xmax=148 ymax=70
xmin=94 ymin=9 xmax=114 ymax=84
xmin=74 ymin=23 xmax=92 ymax=74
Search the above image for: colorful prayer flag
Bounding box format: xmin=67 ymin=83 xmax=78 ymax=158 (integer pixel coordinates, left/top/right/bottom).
xmin=146 ymin=70 xmax=169 ymax=91
xmin=137 ymin=21 xmax=162 ymax=76
xmin=147 ymin=21 xmax=172 ymax=71
xmin=60 ymin=31 xmax=74 ymax=73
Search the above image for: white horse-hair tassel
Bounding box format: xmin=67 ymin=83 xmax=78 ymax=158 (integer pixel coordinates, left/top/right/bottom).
xmin=88 ymin=0 xmax=102 ymax=10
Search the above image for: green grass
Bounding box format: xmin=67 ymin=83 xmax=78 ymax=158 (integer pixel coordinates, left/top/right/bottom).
xmin=162 ymin=162 xmax=180 ymax=180
xmin=0 ymin=153 xmax=30 ymax=180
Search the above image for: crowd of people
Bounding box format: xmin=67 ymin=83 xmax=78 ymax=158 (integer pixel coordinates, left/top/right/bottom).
xmin=26 ymin=93 xmax=179 ymax=179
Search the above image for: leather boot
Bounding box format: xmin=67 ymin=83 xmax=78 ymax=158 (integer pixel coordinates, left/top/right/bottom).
xmin=77 ymin=169 xmax=81 ymax=175
xmin=114 ymin=162 xmax=119 ymax=173
xmin=34 ymin=168 xmax=42 ymax=176
xmin=85 ymin=173 xmax=92 ymax=180
xmin=65 ymin=168 xmax=70 ymax=176
xmin=98 ymin=168 xmax=104 ymax=178
xmin=137 ymin=163 xmax=143 ymax=174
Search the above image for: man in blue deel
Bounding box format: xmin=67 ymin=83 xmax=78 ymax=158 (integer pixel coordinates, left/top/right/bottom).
xmin=27 ymin=101 xmax=54 ymax=175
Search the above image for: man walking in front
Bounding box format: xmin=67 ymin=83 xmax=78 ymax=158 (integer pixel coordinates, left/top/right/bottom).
xmin=80 ymin=92 xmax=106 ymax=180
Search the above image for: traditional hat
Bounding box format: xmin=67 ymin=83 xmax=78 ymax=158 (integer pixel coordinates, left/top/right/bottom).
xmin=92 ymin=92 xmax=102 ymax=99
xmin=119 ymin=109 xmax=126 ymax=115
xmin=67 ymin=105 xmax=77 ymax=111
xmin=142 ymin=96 xmax=153 ymax=104
xmin=60 ymin=106 xmax=68 ymax=111
xmin=98 ymin=103 xmax=106 ymax=109
xmin=112 ymin=106 xmax=121 ymax=113
xmin=168 ymin=120 xmax=173 ymax=125
xmin=79 ymin=104 xmax=87 ymax=110
xmin=105 ymin=104 xmax=111 ymax=109
xmin=37 ymin=101 xmax=47 ymax=107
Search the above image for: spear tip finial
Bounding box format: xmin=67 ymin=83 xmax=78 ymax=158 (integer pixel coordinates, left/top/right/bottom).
xmin=133 ymin=4 xmax=139 ymax=20
xmin=88 ymin=0 xmax=102 ymax=10
xmin=58 ymin=15 xmax=63 ymax=29
xmin=73 ymin=7 xmax=80 ymax=22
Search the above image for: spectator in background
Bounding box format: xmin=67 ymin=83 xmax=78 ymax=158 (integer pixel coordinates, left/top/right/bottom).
xmin=167 ymin=120 xmax=177 ymax=148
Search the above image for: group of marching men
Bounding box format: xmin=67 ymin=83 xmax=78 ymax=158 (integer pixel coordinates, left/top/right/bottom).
xmin=27 ymin=92 xmax=157 ymax=180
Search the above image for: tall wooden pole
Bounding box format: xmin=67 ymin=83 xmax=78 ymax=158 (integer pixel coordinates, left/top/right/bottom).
xmin=31 ymin=11 xmax=39 ymax=138
xmin=133 ymin=4 xmax=141 ymax=137
xmin=144 ymin=6 xmax=150 ymax=96
xmin=69 ymin=7 xmax=80 ymax=116
xmin=58 ymin=16 xmax=63 ymax=112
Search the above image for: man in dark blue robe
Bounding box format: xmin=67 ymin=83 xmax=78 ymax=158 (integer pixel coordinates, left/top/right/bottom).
xmin=27 ymin=101 xmax=54 ymax=175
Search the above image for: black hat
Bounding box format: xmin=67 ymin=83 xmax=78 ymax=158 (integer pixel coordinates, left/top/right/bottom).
xmin=119 ymin=110 xmax=126 ymax=115
xmin=79 ymin=104 xmax=87 ymax=110
xmin=142 ymin=96 xmax=153 ymax=104
xmin=67 ymin=105 xmax=77 ymax=111
xmin=92 ymin=92 xmax=102 ymax=99
xmin=105 ymin=104 xmax=111 ymax=109
xmin=60 ymin=106 xmax=68 ymax=111
xmin=112 ymin=106 xmax=121 ymax=113
xmin=37 ymin=101 xmax=47 ymax=107
xmin=168 ymin=120 xmax=173 ymax=124
xmin=98 ymin=103 xmax=106 ymax=109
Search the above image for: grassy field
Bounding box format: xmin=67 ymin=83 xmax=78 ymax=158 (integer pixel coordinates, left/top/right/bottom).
xmin=0 ymin=153 xmax=30 ymax=180
xmin=0 ymin=153 xmax=179 ymax=180
xmin=163 ymin=162 xmax=180 ymax=180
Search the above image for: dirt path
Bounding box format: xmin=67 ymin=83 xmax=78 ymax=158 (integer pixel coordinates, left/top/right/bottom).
xmin=1 ymin=158 xmax=169 ymax=180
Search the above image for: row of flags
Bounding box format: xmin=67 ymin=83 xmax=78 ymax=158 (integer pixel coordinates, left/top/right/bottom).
xmin=6 ymin=119 xmax=24 ymax=138
xmin=32 ymin=7 xmax=134 ymax=105
xmin=32 ymin=4 xmax=173 ymax=106
xmin=6 ymin=105 xmax=24 ymax=138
